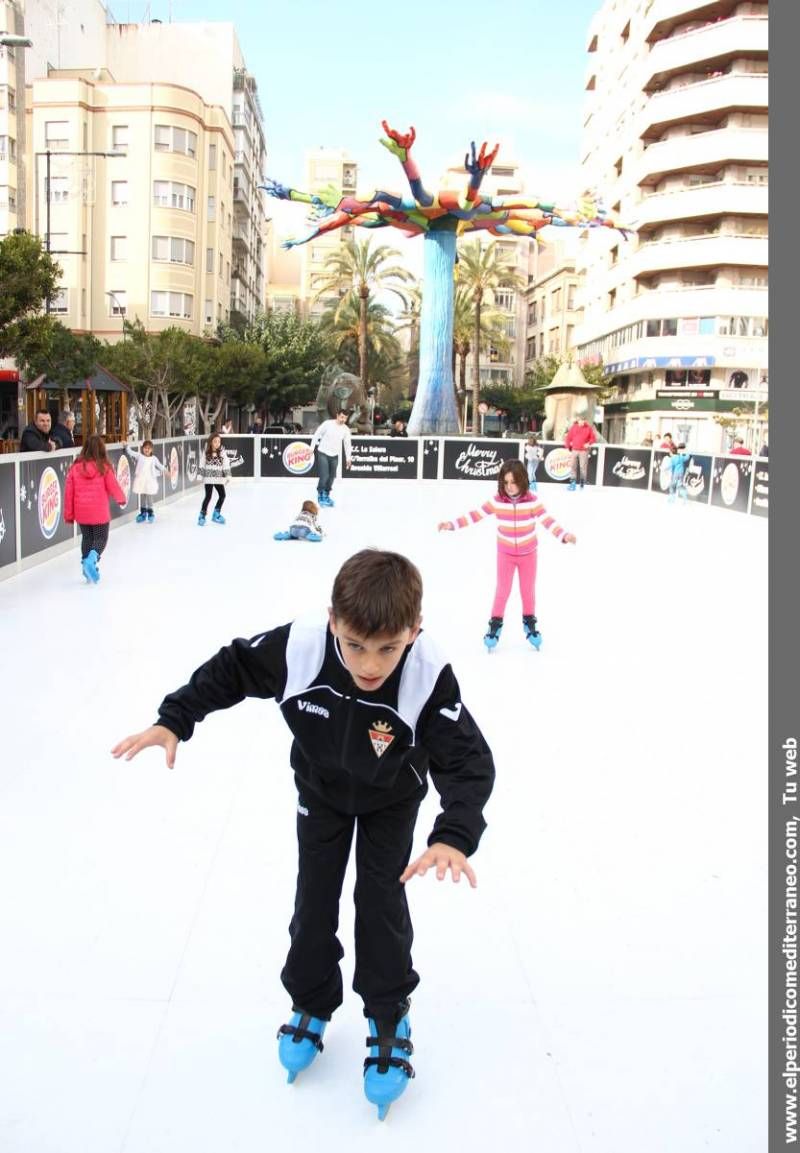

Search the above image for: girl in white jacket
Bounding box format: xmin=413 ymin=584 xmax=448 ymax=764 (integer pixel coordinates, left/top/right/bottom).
xmin=128 ymin=441 xmax=167 ymax=523
xmin=198 ymin=434 xmax=232 ymax=525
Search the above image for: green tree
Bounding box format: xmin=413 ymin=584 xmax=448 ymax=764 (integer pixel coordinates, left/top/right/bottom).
xmin=195 ymin=340 xmax=266 ymax=433
xmin=0 ymin=231 xmax=62 ymax=363
xmin=229 ymin=310 xmax=334 ymax=421
xmin=313 ymin=238 xmax=413 ymax=394
xmin=18 ymin=322 xmax=101 ymax=385
xmin=319 ymin=293 xmax=403 ymax=388
xmin=103 ymin=321 xmax=207 ymax=437
xmin=456 ymin=240 xmax=525 ymax=433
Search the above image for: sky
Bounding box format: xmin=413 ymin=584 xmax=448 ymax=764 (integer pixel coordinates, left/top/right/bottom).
xmin=113 ymin=0 xmax=603 ymax=197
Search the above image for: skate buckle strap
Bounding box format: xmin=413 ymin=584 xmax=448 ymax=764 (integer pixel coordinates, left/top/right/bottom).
xmin=364 ymin=1032 xmax=415 ymax=1078
xmin=277 ymin=1019 xmax=324 ymax=1051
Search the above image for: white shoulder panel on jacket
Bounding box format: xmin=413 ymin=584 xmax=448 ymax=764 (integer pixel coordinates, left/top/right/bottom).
xmin=280 ymin=616 xmax=329 ymax=704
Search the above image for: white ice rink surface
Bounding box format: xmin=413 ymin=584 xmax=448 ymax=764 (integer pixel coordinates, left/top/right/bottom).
xmin=0 ymin=477 xmax=766 ymax=1153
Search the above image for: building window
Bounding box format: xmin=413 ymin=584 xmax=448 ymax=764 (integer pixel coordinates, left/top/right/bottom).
xmin=110 ymin=235 xmax=127 ymax=261
xmin=219 ymin=250 xmax=223 ymax=277
xmin=494 ymin=289 xmax=514 ymax=311
xmin=153 ymin=125 xmax=197 ymax=157
xmin=205 ymin=299 xmax=213 ymax=324
xmin=51 ymin=287 xmax=69 ymax=314
xmin=207 ymin=196 xmax=216 ymax=221
xmin=111 ymin=181 xmax=128 ymax=206
xmin=209 ymin=144 xmax=217 ymax=170
xmin=108 ymin=290 xmax=127 ymax=316
xmin=44 ymin=121 xmax=69 ymax=150
xmin=111 ymin=125 xmax=128 ymax=152
xmin=206 ymin=248 xmax=214 ymax=273
xmin=47 ymin=175 xmax=69 ymax=203
xmin=151 ymin=291 xmax=193 ymax=319
xmin=0 ymin=135 xmax=16 ymax=162
xmin=153 ymin=181 xmax=195 ymax=212
xmin=151 ymin=236 xmax=195 ymax=265
xmin=551 ymin=288 xmax=562 ymax=311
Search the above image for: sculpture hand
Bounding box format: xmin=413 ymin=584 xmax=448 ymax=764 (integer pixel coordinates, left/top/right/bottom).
xmin=262 ymin=178 xmax=291 ymax=200
xmin=380 ymin=120 xmax=415 ymax=160
xmin=464 ymin=140 xmax=499 ymax=177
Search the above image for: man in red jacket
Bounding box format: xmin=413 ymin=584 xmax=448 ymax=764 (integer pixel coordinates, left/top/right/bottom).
xmin=730 ymin=436 xmax=752 ymax=456
xmin=564 ymin=416 xmax=597 ymax=490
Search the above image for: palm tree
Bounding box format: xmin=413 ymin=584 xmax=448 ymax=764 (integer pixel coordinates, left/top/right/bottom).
xmin=319 ymin=292 xmax=403 ymax=384
xmin=457 ymin=240 xmax=525 ymax=433
xmin=452 ymin=287 xmax=511 ymax=432
xmin=313 ymin=237 xmax=414 ymax=396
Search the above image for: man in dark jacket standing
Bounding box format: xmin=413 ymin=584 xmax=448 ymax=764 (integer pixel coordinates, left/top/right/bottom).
xmin=20 ymin=410 xmax=58 ymax=452
xmin=52 ymin=411 xmax=76 ymax=449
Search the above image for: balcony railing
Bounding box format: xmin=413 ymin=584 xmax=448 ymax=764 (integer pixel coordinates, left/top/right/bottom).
xmin=632 ymin=233 xmax=768 ymax=277
xmin=639 ymin=73 xmax=768 ymax=139
xmin=635 ymin=128 xmax=768 ymax=186
xmin=642 ymin=16 xmax=768 ymax=89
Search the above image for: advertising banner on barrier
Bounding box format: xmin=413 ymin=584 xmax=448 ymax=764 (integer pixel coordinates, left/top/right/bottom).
xmin=162 ymin=441 xmax=183 ymax=498
xmin=349 ymin=437 xmax=418 ymax=478
xmin=650 ymin=449 xmax=712 ymax=503
xmin=540 ymin=443 xmax=599 ymax=485
xmin=260 ymin=436 xmax=316 ymax=479
xmin=710 ymin=454 xmax=753 ymax=513
xmin=221 ymin=435 xmax=256 ymax=478
xmin=184 ymin=438 xmax=202 ymax=489
xmin=602 ymin=447 xmax=652 ymax=489
xmin=19 ymin=453 xmax=75 ymax=558
xmin=106 ymin=446 xmax=135 ymax=520
xmin=0 ymin=459 xmax=17 ymax=569
xmin=750 ymin=459 xmax=769 ymax=517
xmin=422 ymin=438 xmax=440 ymax=480
xmin=442 ymin=439 xmax=510 ymax=480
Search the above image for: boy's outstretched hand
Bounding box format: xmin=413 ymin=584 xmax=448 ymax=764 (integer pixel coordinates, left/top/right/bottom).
xmin=111 ymin=724 xmax=179 ymax=769
xmin=400 ymin=842 xmax=477 ymax=888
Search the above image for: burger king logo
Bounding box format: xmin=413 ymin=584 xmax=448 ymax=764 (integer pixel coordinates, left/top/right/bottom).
xmin=544 ymin=447 xmax=572 ymax=482
xmin=169 ymin=446 xmax=180 ymax=491
xmin=116 ymin=453 xmax=131 ymax=508
xmin=283 ymin=441 xmax=315 ymax=475
xmin=38 ymin=466 xmax=62 ymax=539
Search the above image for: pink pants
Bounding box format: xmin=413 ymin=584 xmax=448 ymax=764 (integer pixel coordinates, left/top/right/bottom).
xmin=491 ymin=547 xmax=538 ymax=617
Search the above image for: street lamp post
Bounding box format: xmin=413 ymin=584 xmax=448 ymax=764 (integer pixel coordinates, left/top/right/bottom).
xmin=105 ymin=292 xmax=127 ymax=342
xmin=34 ymin=150 xmax=125 ymax=312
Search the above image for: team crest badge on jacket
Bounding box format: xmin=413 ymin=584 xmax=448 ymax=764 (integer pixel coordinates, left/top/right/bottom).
xmin=369 ymin=720 xmax=395 ymax=758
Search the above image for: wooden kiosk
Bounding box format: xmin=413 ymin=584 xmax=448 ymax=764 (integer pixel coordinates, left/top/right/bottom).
xmin=24 ymin=366 xmax=131 ymax=445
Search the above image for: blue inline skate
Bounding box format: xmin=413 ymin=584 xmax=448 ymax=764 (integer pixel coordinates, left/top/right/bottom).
xmin=363 ymin=1001 xmax=414 ymax=1120
xmin=277 ymin=1010 xmax=327 ymax=1084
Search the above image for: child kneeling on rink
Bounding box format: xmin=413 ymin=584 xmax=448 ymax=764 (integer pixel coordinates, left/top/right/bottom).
xmin=274 ymin=499 xmax=323 ymax=542
xmin=112 ymin=549 xmax=495 ymax=1120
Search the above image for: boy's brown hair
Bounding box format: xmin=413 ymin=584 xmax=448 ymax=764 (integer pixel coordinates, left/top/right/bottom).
xmin=497 ymin=458 xmax=530 ymax=498
xmin=331 ymin=549 xmax=422 ymax=636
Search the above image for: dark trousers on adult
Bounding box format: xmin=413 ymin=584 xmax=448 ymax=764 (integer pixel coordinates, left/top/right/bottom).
xmin=315 ymin=451 xmax=339 ymax=497
xmin=281 ymin=782 xmax=426 ymax=1021
xmin=78 ymin=523 xmax=110 ymax=559
xmin=200 ymin=484 xmax=226 ymax=515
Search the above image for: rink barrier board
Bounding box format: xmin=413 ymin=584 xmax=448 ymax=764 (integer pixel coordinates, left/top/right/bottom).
xmin=0 ymin=435 xmax=764 ymax=579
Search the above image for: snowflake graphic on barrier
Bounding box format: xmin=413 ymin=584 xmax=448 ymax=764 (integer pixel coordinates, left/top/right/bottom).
xmin=0 ymin=507 xmax=5 ymax=545
xmin=19 ymin=484 xmax=27 ymax=504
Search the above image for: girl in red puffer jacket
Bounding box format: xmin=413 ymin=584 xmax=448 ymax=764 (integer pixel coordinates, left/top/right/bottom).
xmin=65 ymin=434 xmax=126 ymax=583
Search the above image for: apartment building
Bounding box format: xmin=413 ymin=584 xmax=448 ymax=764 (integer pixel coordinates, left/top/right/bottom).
xmin=574 ymin=0 xmax=768 ymax=451
xmin=24 ymin=72 xmax=234 ymax=338
xmin=524 ymin=238 xmax=582 ymax=367
xmin=300 ymin=148 xmax=358 ymax=320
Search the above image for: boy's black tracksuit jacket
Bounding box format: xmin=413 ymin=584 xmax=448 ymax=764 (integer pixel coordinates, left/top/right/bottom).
xmin=156 ymin=617 xmax=495 ymax=856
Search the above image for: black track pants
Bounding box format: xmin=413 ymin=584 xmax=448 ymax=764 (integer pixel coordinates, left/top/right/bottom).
xmin=280 ymin=782 xmax=425 ymax=1020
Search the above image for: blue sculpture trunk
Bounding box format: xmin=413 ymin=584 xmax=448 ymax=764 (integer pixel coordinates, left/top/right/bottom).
xmin=408 ymin=229 xmax=460 ymax=436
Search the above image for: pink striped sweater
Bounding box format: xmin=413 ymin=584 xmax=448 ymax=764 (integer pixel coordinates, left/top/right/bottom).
xmin=442 ymin=491 xmax=569 ymax=555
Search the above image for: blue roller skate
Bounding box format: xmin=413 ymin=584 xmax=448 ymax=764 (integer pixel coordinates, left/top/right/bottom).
xmin=363 ymin=1002 xmax=414 ymax=1121
xmin=277 ymin=1010 xmax=327 ymax=1084
xmin=81 ymin=549 xmax=100 ymax=584
xmin=523 ymin=614 xmax=542 ymax=650
xmin=483 ymin=616 xmax=503 ymax=653
xmin=211 ymin=509 xmax=226 ymax=524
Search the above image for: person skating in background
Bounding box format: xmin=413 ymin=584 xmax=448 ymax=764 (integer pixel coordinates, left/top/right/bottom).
xmin=197 ymin=434 xmax=231 ymax=526
xmin=524 ymin=434 xmax=543 ymax=493
xmin=111 ymin=549 xmax=495 ymax=1121
xmin=64 ymin=433 xmax=126 ymax=583
xmin=128 ymin=440 xmax=167 ymax=523
xmin=667 ymin=443 xmax=691 ymax=504
xmin=274 ymin=500 xmax=324 ymax=543
xmin=564 ymin=415 xmax=597 ymax=490
xmin=310 ymin=410 xmax=352 ymax=507
xmin=438 ymin=459 xmax=576 ymax=652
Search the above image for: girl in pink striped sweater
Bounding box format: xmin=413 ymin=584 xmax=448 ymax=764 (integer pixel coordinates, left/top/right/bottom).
xmin=438 ymin=459 xmax=576 ymax=651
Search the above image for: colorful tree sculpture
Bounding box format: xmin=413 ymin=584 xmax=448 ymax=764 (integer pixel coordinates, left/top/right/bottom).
xmin=264 ymin=122 xmax=629 ymax=435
